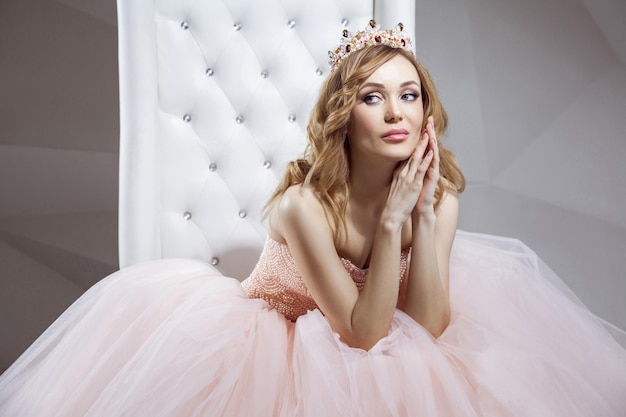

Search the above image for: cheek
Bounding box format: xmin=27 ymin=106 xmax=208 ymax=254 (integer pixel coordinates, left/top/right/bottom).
xmin=347 ymin=110 xmax=372 ymax=138
xmin=415 ymin=106 xmax=425 ymax=127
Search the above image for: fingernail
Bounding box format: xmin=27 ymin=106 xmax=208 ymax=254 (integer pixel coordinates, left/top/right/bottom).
xmin=427 ymin=150 xmax=433 ymax=156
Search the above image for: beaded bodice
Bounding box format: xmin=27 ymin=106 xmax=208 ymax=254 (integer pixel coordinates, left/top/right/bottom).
xmin=242 ymin=237 xmax=410 ymax=321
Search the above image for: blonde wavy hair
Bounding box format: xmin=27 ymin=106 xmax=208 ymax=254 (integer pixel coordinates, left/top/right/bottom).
xmin=265 ymin=45 xmax=465 ymax=243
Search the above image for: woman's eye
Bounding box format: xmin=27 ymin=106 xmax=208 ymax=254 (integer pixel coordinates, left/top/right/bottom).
xmin=363 ymin=94 xmax=382 ymax=104
xmin=401 ymin=92 xmax=419 ymax=101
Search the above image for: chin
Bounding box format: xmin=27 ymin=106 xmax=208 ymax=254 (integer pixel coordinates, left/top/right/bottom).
xmin=386 ymin=152 xmax=413 ymax=163
xmin=388 ymin=145 xmax=415 ymax=160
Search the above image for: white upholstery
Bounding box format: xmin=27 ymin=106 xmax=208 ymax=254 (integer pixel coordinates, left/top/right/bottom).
xmin=118 ymin=0 xmax=415 ymax=279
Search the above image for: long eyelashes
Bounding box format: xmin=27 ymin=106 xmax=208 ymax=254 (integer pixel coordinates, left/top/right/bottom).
xmin=362 ymin=94 xmax=383 ymax=104
xmin=361 ymin=91 xmax=420 ymax=104
xmin=401 ymin=92 xmax=420 ymax=102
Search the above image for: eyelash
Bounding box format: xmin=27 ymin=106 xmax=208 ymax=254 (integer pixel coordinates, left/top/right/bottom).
xmin=362 ymin=92 xmax=420 ymax=104
xmin=363 ymin=94 xmax=382 ymax=104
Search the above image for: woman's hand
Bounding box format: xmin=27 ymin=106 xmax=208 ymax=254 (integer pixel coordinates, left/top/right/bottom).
xmin=414 ymin=116 xmax=440 ymax=219
xmin=383 ymin=123 xmax=435 ymax=229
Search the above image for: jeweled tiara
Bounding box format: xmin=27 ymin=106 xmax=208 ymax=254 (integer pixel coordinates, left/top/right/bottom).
xmin=328 ymin=20 xmax=413 ymax=72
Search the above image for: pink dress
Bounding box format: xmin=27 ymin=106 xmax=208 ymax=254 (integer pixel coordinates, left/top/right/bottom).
xmin=1 ymin=231 xmax=625 ymax=416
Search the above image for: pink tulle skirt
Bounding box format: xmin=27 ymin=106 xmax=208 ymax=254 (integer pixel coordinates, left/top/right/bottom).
xmin=1 ymin=231 xmax=625 ymax=416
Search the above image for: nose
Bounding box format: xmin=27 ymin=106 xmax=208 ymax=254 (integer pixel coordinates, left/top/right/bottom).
xmin=384 ymin=99 xmax=403 ymax=123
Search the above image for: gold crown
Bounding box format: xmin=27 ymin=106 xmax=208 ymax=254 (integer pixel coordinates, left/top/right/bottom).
xmin=328 ymin=20 xmax=413 ymax=72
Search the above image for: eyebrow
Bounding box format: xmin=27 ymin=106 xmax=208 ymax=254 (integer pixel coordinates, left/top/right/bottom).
xmin=359 ymin=80 xmax=421 ymax=90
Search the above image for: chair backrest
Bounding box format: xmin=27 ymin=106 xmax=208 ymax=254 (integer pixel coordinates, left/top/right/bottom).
xmin=117 ymin=0 xmax=415 ymax=279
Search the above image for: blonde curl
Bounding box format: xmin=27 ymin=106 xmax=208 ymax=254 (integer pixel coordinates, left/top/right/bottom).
xmin=265 ymin=45 xmax=465 ymax=243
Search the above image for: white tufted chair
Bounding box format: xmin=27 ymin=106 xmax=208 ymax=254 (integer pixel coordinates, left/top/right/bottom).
xmin=117 ymin=0 xmax=415 ymax=280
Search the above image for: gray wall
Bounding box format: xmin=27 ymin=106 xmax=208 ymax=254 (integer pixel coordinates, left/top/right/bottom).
xmin=419 ymin=0 xmax=626 ymax=333
xmin=0 ymin=0 xmax=625 ymax=372
xmin=0 ymin=0 xmax=119 ymax=371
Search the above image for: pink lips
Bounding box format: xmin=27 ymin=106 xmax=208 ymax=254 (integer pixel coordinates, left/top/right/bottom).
xmin=382 ymin=128 xmax=409 ymax=142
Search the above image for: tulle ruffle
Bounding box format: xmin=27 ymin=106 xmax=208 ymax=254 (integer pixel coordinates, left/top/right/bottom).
xmin=1 ymin=231 xmax=625 ymax=416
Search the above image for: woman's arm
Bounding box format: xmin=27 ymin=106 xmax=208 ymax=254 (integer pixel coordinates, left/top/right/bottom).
xmin=275 ymin=186 xmax=402 ymax=351
xmin=402 ymin=116 xmax=459 ymax=337
xmin=403 ymin=192 xmax=458 ymax=338
xmin=274 ymin=133 xmax=434 ymax=350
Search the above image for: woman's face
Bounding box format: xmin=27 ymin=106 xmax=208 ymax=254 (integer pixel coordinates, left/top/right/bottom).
xmin=347 ymin=55 xmax=424 ymax=164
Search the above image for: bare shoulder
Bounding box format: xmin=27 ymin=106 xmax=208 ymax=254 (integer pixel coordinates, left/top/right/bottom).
xmin=268 ymin=185 xmax=331 ymax=243
xmin=267 ymin=187 xmax=362 ymax=342
xmin=280 ymin=185 xmax=324 ymax=216
xmin=436 ymin=189 xmax=459 ymax=218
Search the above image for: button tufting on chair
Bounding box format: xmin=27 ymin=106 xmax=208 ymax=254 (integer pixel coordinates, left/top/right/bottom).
xmin=118 ymin=0 xmax=415 ymax=279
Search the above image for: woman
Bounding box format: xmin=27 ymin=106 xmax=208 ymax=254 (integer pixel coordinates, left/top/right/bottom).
xmin=1 ymin=21 xmax=625 ymax=416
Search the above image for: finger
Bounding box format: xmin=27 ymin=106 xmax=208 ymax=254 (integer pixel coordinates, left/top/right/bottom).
xmin=430 ymin=135 xmax=440 ymax=171
xmin=426 ymin=116 xmax=440 ymax=166
xmin=426 ymin=164 xmax=439 ymax=181
xmin=424 ymin=144 xmax=439 ymax=182
xmin=404 ymin=133 xmax=429 ymax=178
xmin=416 ymin=149 xmax=434 ymax=179
xmin=426 ymin=117 xmax=437 ymax=144
xmin=418 ymin=129 xmax=430 ymax=155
